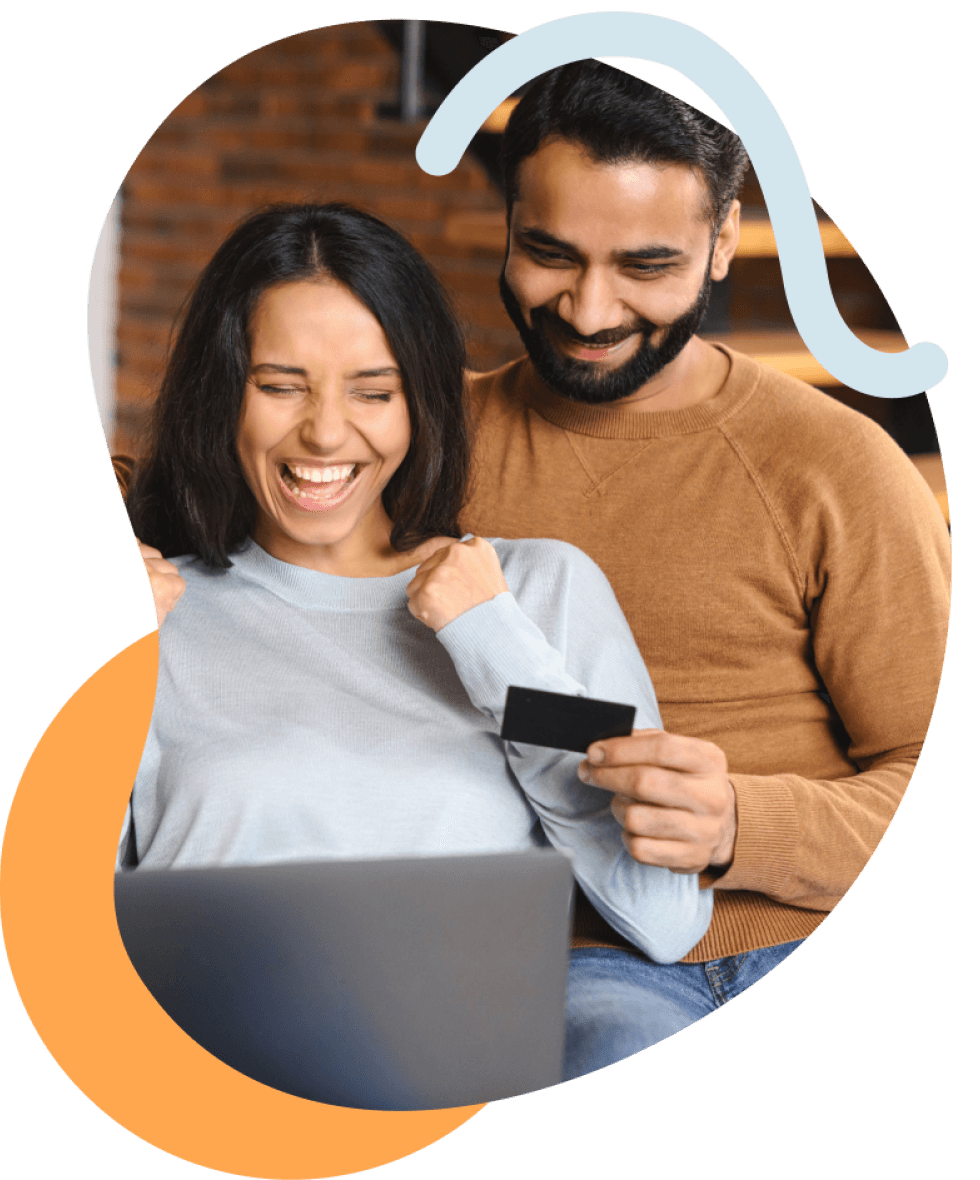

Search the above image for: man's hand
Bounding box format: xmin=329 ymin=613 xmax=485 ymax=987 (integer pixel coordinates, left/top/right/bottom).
xmin=406 ymin=537 xmax=509 ymax=631
xmin=138 ymin=541 xmax=186 ymax=627
xmin=579 ymin=729 xmax=737 ymax=874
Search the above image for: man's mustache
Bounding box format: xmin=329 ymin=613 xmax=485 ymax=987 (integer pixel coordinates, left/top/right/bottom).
xmin=529 ymin=307 xmax=657 ymax=348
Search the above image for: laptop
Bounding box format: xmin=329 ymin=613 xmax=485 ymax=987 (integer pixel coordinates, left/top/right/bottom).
xmin=114 ymin=848 xmax=573 ymax=1110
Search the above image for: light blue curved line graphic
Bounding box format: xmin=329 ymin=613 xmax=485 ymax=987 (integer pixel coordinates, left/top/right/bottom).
xmin=416 ymin=13 xmax=947 ymax=399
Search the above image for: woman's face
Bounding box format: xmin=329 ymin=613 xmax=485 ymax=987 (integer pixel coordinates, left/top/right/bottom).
xmin=237 ymin=279 xmax=412 ymax=574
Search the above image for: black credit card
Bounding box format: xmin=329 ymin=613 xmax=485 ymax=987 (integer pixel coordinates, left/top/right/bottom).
xmin=500 ymin=686 xmax=636 ymax=753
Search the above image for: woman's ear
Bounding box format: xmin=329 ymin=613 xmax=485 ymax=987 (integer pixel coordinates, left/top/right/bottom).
xmin=710 ymin=200 xmax=740 ymax=282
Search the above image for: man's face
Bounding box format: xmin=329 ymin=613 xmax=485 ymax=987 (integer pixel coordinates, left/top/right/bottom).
xmin=501 ymin=140 xmax=733 ymax=405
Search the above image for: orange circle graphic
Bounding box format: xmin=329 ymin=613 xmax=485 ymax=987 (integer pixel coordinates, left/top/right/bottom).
xmin=1 ymin=634 xmax=482 ymax=1177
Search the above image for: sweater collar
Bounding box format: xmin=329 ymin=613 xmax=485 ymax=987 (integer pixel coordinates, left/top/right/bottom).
xmin=515 ymin=344 xmax=761 ymax=439
xmin=229 ymin=540 xmax=419 ymax=611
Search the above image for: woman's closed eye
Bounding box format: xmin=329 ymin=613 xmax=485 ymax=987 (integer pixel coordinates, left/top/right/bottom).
xmin=256 ymin=382 xmax=306 ymax=396
xmin=349 ymin=388 xmax=398 ymax=403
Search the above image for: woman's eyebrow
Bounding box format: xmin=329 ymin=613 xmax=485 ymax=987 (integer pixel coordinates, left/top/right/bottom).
xmin=251 ymin=363 xmax=401 ymax=379
xmin=251 ymin=363 xmax=308 ymax=376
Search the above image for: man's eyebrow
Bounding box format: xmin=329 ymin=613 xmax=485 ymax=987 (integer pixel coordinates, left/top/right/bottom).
xmin=517 ymin=226 xmax=686 ymax=263
xmin=613 ymin=244 xmax=686 ymax=263
xmin=518 ymin=227 xmax=580 ymax=254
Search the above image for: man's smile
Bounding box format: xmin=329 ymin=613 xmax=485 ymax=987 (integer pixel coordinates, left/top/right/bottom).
xmin=538 ymin=314 xmax=646 ymax=366
xmin=563 ymin=335 xmax=638 ymax=363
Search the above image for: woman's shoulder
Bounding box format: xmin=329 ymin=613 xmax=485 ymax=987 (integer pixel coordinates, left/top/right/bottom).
xmin=168 ymin=553 xmax=222 ymax=578
xmin=166 ymin=552 xmax=244 ymax=600
xmin=480 ymin=536 xmax=632 ymax=646
xmin=486 ymin=536 xmax=610 ymax=592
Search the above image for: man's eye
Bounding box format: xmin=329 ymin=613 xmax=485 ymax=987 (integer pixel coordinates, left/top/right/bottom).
xmin=525 ymin=244 xmax=571 ymax=264
xmin=626 ymin=263 xmax=672 ymax=277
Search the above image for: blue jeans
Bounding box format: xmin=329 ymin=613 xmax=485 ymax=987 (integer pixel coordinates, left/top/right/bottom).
xmin=563 ymin=940 xmax=803 ymax=1081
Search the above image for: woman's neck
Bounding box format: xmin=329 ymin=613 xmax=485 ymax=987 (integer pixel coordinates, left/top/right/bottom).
xmin=252 ymin=513 xmax=424 ymax=578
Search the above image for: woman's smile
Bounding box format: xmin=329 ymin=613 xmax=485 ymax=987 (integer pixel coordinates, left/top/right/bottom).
xmin=276 ymin=460 xmax=363 ymax=511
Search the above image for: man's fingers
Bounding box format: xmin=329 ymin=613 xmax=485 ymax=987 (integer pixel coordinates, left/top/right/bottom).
xmin=586 ymin=729 xmax=726 ymax=775
xmin=578 ymin=761 xmax=695 ymax=808
xmin=609 ymin=794 xmax=704 ymax=841
xmin=610 ymin=794 xmax=721 ymax=852
xmin=620 ymin=832 xmax=707 ymax=874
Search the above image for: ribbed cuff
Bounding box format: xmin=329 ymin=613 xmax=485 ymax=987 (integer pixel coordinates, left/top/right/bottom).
xmin=680 ymin=892 xmax=825 ymax=962
xmin=708 ymin=772 xmax=800 ymax=896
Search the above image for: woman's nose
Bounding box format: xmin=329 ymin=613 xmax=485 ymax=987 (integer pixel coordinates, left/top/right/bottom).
xmin=299 ymin=395 xmax=348 ymax=453
xmin=556 ymin=268 xmax=624 ymax=339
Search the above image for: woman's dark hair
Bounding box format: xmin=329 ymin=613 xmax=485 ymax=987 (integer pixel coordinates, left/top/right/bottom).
xmin=500 ymin=61 xmax=749 ymax=230
xmin=127 ymin=202 xmax=469 ymax=566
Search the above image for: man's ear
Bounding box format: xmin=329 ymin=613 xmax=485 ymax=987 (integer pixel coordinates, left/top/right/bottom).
xmin=710 ymin=200 xmax=740 ymax=282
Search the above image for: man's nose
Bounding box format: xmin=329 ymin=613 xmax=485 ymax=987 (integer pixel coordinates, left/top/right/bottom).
xmin=556 ymin=268 xmax=624 ymax=338
xmin=299 ymin=394 xmax=348 ymax=452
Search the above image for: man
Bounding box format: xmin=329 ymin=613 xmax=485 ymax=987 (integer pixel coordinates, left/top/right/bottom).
xmin=127 ymin=61 xmax=950 ymax=1079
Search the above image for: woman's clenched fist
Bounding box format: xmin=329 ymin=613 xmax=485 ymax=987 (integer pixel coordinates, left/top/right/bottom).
xmin=138 ymin=541 xmax=186 ymax=627
xmin=406 ymin=537 xmax=509 ymax=631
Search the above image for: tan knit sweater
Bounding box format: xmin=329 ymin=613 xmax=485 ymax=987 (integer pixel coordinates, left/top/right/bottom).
xmin=461 ymin=348 xmax=951 ymax=963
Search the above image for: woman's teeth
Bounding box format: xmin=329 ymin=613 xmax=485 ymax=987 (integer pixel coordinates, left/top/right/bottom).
xmin=289 ymin=464 xmax=355 ymax=484
xmin=281 ymin=463 xmax=357 ymax=500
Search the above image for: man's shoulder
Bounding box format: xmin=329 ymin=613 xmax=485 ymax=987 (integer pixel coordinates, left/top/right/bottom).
xmin=723 ymin=347 xmax=941 ymax=524
xmin=725 ymin=347 xmax=909 ymax=469
xmin=466 ymin=356 xmax=532 ymax=418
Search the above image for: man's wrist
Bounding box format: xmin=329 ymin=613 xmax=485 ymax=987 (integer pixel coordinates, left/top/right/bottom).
xmin=708 ymin=777 xmax=738 ymax=869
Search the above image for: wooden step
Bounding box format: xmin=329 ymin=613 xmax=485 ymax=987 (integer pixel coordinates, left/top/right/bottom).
xmin=703 ymin=328 xmax=908 ymax=387
xmin=738 ymin=216 xmax=856 ymax=258
xmin=444 ymin=208 xmax=857 ymax=259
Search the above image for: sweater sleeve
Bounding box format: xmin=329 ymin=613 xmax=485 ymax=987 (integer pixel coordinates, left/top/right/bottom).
xmin=710 ymin=424 xmax=951 ymax=908
xmin=435 ymin=542 xmax=713 ymax=964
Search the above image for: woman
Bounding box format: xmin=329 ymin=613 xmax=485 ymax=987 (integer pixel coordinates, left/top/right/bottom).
xmin=123 ymin=202 xmax=712 ymax=1077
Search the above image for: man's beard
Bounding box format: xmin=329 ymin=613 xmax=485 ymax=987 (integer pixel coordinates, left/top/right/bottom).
xmin=498 ymin=263 xmax=714 ymax=406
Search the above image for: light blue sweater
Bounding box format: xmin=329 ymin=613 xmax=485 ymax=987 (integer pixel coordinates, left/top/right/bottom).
xmin=124 ymin=537 xmax=712 ymax=963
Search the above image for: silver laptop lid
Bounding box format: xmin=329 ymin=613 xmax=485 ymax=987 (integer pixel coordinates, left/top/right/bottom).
xmin=115 ymin=849 xmax=573 ymax=1110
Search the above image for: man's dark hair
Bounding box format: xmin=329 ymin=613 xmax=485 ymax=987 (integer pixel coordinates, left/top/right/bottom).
xmin=127 ymin=202 xmax=469 ymax=567
xmin=500 ymin=60 xmax=749 ymax=228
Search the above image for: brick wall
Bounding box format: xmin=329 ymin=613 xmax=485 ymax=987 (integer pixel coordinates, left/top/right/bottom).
xmin=114 ymin=22 xmax=519 ymax=456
